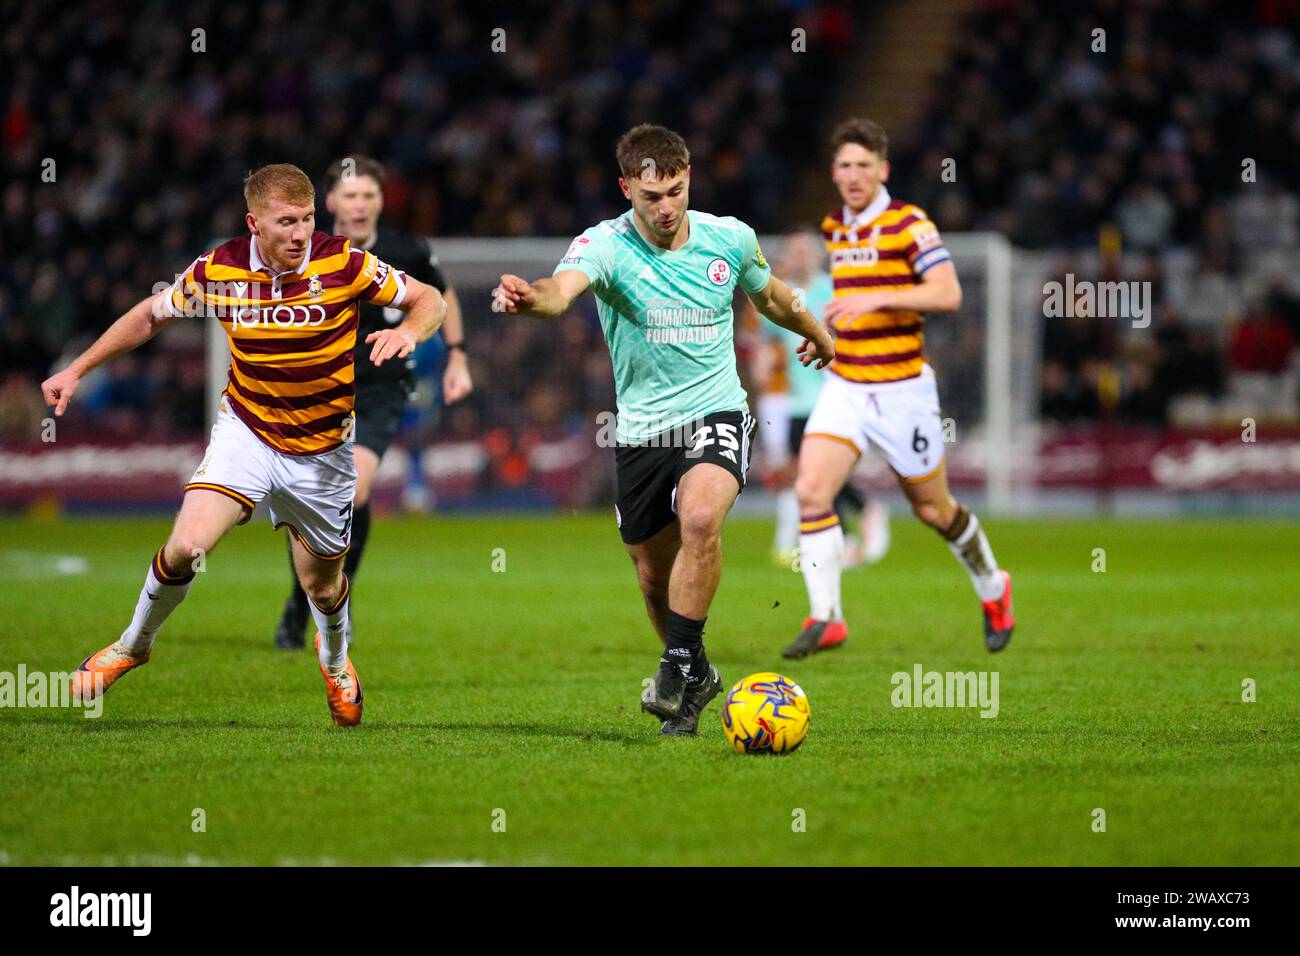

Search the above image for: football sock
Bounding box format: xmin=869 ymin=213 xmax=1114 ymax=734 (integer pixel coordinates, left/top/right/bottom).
xmin=799 ymin=510 xmax=844 ymax=621
xmin=342 ymin=502 xmax=370 ymax=582
xmin=774 ymin=490 xmax=800 ymax=555
xmin=665 ymin=609 xmax=709 ymax=683
xmin=309 ymin=574 xmax=352 ymax=672
xmin=119 ymin=547 xmax=196 ymax=656
xmin=942 ymin=504 xmax=1005 ymax=602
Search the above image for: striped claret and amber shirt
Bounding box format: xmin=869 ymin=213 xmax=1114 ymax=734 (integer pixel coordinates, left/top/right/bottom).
xmin=821 ymin=188 xmax=952 ymax=384
xmin=166 ymin=232 xmax=407 ymax=455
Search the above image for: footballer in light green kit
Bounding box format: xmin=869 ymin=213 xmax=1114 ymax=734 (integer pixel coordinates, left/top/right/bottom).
xmin=494 ymin=124 xmax=835 ymax=740
xmin=555 ymin=207 xmax=772 ymax=444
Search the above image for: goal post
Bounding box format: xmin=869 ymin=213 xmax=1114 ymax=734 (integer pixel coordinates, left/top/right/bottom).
xmin=974 ymin=232 xmax=1015 ymax=514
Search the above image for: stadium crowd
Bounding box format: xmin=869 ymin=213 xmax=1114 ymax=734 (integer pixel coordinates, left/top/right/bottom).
xmin=0 ymin=0 xmax=845 ymax=444
xmin=889 ymin=0 xmax=1300 ymax=425
xmin=3 ymin=0 xmax=1300 ymax=462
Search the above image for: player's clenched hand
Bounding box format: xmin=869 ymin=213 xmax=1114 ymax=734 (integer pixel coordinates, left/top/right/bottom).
xmin=366 ymin=328 xmax=417 ymax=367
xmin=443 ymin=350 xmax=473 ymax=404
xmin=41 ymin=368 xmax=81 ymax=416
xmin=822 ymin=291 xmax=893 ymax=323
xmin=797 ymin=329 xmax=836 ymax=370
xmin=492 ymin=274 xmax=535 ymax=314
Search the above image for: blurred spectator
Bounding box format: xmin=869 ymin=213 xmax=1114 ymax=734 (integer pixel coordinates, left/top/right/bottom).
xmin=1262 ymin=280 xmax=1300 ymax=341
xmin=1040 ymin=359 xmax=1100 ymax=422
xmin=1231 ymin=305 xmax=1296 ymax=374
xmin=1153 ymin=308 xmax=1225 ymax=401
xmin=1117 ymin=362 xmax=1168 ymax=426
xmin=1115 ymin=181 xmax=1175 ymax=252
xmin=0 ymin=369 xmax=47 ymax=442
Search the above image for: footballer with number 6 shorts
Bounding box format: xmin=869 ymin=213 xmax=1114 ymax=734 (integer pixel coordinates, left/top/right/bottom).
xmin=782 ymin=118 xmax=1016 ymax=661
xmin=40 ymin=163 xmax=446 ymax=727
xmin=272 ymin=155 xmax=473 ymax=651
xmin=493 ymin=125 xmax=836 ymax=738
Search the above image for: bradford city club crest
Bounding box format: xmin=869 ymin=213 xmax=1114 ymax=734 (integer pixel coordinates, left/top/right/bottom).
xmin=308 ymin=274 xmax=323 ymax=299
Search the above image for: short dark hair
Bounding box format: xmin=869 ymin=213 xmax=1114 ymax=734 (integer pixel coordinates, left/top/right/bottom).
xmin=324 ymin=155 xmax=386 ymax=192
xmin=615 ymin=124 xmax=690 ymax=181
xmin=830 ymin=118 xmax=888 ymax=161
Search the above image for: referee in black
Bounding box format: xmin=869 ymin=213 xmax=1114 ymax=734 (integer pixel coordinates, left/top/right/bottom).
xmin=274 ymin=155 xmax=473 ymax=648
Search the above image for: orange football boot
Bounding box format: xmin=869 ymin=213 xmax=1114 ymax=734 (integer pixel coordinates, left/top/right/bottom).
xmin=70 ymin=641 xmax=150 ymax=702
xmin=982 ymin=570 xmax=1016 ymax=652
xmin=313 ymin=632 xmax=363 ymax=726
xmin=814 ymin=618 xmax=848 ymax=651
xmin=782 ymin=617 xmax=848 ymax=659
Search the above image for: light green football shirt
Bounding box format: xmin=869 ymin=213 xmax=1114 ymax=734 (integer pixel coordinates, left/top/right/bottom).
xmin=769 ymin=271 xmax=833 ymax=418
xmin=555 ymin=209 xmax=772 ymax=444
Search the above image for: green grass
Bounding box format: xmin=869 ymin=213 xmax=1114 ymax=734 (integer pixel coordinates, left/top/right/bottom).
xmin=0 ymin=513 xmax=1296 ymax=866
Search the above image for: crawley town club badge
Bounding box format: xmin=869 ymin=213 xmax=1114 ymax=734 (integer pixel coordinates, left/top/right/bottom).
xmin=706 ymin=258 xmax=731 ymax=285
xmin=308 ymin=274 xmax=323 ymax=299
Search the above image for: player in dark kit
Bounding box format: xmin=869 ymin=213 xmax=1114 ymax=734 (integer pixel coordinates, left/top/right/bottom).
xmin=273 ymin=156 xmax=473 ymax=649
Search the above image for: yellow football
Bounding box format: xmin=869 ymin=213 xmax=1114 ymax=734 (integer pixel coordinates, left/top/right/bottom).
xmin=721 ymin=672 xmax=810 ymax=754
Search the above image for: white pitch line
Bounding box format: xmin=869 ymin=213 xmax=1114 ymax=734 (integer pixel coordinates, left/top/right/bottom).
xmin=0 ymin=849 xmax=487 ymax=867
xmin=0 ymin=551 xmax=89 ymax=580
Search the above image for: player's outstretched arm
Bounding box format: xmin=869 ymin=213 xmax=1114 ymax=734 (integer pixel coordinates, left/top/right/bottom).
xmin=823 ymin=261 xmax=962 ymax=323
xmin=367 ymin=277 xmax=446 ymax=367
xmin=492 ymin=270 xmax=590 ymax=320
xmin=747 ymin=275 xmax=836 ymax=369
xmin=40 ymin=291 xmax=179 ymax=416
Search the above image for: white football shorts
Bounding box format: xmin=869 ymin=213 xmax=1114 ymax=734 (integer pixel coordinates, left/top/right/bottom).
xmin=185 ymin=399 xmax=356 ymax=559
xmin=756 ymin=392 xmax=792 ymax=470
xmin=803 ymin=363 xmax=946 ymax=482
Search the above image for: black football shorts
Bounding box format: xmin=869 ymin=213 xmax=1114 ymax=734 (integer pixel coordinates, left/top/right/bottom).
xmin=613 ymin=409 xmax=756 ymax=545
xmin=352 ymin=383 xmax=408 ymax=458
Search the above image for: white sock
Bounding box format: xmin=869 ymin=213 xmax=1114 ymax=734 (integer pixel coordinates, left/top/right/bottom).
xmin=799 ymin=511 xmax=844 ymax=621
xmin=119 ymin=548 xmax=194 ymax=655
xmin=310 ymin=575 xmax=351 ymax=671
xmin=774 ymin=490 xmax=800 ymax=554
xmin=946 ymin=509 xmax=1005 ymax=602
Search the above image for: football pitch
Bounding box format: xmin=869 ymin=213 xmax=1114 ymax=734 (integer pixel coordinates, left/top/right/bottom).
xmin=1 ymin=512 xmax=1296 ymax=867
